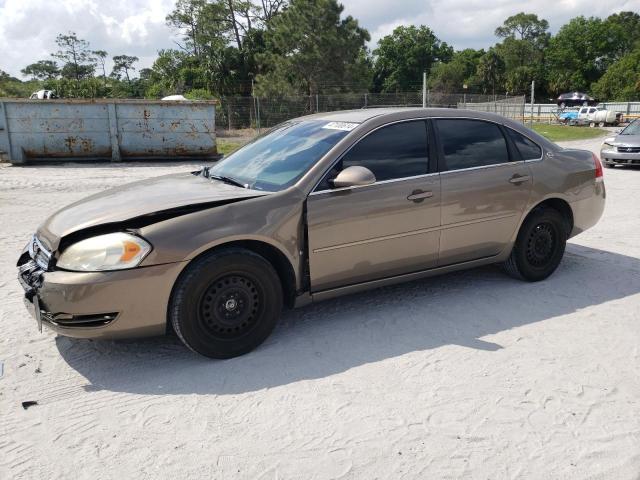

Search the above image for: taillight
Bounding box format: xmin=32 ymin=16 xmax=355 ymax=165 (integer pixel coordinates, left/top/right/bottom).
xmin=593 ymin=153 xmax=603 ymax=181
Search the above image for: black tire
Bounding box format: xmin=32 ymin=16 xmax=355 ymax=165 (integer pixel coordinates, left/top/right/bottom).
xmin=605 ymin=162 xmax=614 ymax=169
xmin=502 ymin=208 xmax=567 ymax=282
xmin=169 ymin=248 xmax=283 ymax=359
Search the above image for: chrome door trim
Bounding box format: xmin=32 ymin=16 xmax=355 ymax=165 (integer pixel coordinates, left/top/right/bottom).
xmin=438 ymin=160 xmax=523 ymax=176
xmin=309 ymin=172 xmax=440 ymax=196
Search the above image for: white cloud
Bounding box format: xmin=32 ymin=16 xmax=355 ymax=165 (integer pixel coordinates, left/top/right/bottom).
xmin=0 ymin=0 xmax=176 ymax=77
xmin=1 ymin=0 xmax=639 ymax=79
xmin=343 ymin=0 xmax=640 ymax=50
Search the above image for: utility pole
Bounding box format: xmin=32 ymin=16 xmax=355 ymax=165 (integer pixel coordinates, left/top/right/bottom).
xmin=251 ymin=76 xmax=259 ymax=133
xmin=422 ymin=71 xmax=427 ymax=108
xmin=530 ymin=80 xmax=535 ymax=127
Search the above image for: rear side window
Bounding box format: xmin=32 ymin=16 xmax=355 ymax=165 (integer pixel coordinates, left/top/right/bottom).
xmin=340 ymin=120 xmax=429 ymax=181
xmin=436 ymin=119 xmax=509 ymax=171
xmin=506 ymin=128 xmax=542 ymax=160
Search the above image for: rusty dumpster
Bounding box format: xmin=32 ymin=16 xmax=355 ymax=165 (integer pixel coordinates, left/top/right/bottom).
xmin=0 ymin=99 xmax=217 ymax=164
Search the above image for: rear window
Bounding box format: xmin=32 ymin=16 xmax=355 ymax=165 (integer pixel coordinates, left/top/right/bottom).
xmin=436 ymin=119 xmax=509 ymax=171
xmin=506 ymin=128 xmax=542 ymax=160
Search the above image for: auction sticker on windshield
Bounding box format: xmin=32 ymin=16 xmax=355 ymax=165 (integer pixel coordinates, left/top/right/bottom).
xmin=322 ymin=121 xmax=359 ymax=131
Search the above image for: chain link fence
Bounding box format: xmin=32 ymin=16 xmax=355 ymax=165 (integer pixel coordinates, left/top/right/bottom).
xmin=215 ymin=92 xmax=527 ymax=138
xmin=457 ymin=96 xmax=527 ymax=123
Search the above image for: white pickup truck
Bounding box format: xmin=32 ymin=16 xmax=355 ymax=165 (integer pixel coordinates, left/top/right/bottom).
xmin=577 ymin=106 xmax=623 ymax=127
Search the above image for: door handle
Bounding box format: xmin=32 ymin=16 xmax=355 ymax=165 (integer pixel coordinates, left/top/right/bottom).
xmin=509 ymin=174 xmax=530 ymax=185
xmin=407 ymin=190 xmax=433 ymax=202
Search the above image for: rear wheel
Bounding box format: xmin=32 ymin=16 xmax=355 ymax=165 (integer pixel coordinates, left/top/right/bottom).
xmin=170 ymin=248 xmax=283 ymax=359
xmin=502 ymin=208 xmax=567 ymax=282
xmin=598 ymin=121 xmax=605 ymax=127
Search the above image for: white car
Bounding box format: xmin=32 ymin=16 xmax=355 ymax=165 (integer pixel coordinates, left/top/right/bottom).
xmin=29 ymin=90 xmax=57 ymax=100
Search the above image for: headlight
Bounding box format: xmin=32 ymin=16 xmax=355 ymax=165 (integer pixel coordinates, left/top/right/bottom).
xmin=602 ymin=138 xmax=615 ymax=148
xmin=57 ymin=232 xmax=151 ymax=272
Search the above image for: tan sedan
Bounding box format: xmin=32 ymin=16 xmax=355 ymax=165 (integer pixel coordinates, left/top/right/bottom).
xmin=18 ymin=108 xmax=606 ymax=358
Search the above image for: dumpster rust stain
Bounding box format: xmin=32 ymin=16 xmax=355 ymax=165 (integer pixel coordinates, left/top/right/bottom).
xmin=119 ymin=141 xmax=216 ymax=158
xmin=63 ymin=136 xmax=94 ymax=154
xmin=24 ymin=136 xmax=106 ymax=158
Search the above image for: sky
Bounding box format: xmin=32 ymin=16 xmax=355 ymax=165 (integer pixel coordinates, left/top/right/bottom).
xmin=1 ymin=0 xmax=639 ymax=78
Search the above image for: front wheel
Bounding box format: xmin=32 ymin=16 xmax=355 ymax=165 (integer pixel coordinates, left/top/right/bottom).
xmin=170 ymin=248 xmax=283 ymax=359
xmin=502 ymin=208 xmax=567 ymax=282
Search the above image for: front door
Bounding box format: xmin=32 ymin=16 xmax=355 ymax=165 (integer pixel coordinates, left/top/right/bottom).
xmin=307 ymin=120 xmax=441 ymax=292
xmin=434 ymin=118 xmax=534 ymax=265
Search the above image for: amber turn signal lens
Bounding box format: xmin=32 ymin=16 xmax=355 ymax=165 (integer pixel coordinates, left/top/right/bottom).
xmin=120 ymin=241 xmax=142 ymax=262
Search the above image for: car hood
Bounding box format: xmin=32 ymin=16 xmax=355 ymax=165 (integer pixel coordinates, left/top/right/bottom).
xmin=38 ymin=172 xmax=266 ymax=249
xmin=612 ymin=134 xmax=640 ymax=146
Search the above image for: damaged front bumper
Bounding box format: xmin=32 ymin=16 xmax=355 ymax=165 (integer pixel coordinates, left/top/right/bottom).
xmin=18 ymin=260 xmax=44 ymax=332
xmin=17 ymin=235 xmax=187 ymax=339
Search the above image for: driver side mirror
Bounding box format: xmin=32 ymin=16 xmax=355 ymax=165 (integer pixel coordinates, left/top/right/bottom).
xmin=331 ymin=166 xmax=376 ymax=188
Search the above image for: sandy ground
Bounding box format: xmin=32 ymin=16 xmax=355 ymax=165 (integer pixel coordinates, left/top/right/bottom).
xmin=1 ymin=136 xmax=639 ymax=479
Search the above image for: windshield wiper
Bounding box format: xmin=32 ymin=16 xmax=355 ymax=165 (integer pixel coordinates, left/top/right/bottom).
xmin=209 ymin=174 xmax=247 ymax=189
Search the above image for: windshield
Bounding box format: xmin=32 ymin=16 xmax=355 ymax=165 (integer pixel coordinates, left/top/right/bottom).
xmin=209 ymin=120 xmax=356 ymax=191
xmin=621 ymin=120 xmax=640 ymax=135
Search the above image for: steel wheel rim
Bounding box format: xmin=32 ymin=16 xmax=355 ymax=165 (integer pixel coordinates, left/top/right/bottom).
xmin=198 ymin=274 xmax=262 ymax=340
xmin=526 ymin=222 xmax=556 ymax=268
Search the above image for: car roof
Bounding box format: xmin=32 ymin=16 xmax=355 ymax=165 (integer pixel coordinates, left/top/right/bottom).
xmin=303 ymin=107 xmax=516 ymax=124
xmin=296 ymin=107 xmax=560 ymax=151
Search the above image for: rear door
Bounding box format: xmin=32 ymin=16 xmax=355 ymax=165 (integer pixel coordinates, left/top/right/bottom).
xmin=306 ymin=120 xmax=441 ymax=291
xmin=434 ymin=118 xmax=534 ymax=265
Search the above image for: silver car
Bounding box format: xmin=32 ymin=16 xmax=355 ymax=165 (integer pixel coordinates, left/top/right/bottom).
xmin=601 ymin=119 xmax=640 ymax=167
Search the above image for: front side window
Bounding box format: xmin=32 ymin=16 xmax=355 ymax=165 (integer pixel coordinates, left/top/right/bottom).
xmin=436 ymin=119 xmax=509 ymax=171
xmin=339 ymin=120 xmax=429 ymax=182
xmin=506 ymin=128 xmax=542 ymax=160
xmin=209 ymin=120 xmax=353 ymax=191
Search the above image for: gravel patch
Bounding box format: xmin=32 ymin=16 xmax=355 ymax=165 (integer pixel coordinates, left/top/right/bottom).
xmin=1 ymin=139 xmax=639 ymax=479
